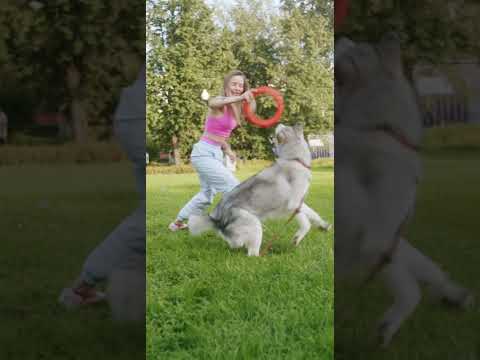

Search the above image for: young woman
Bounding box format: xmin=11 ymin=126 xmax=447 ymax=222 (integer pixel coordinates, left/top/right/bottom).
xmin=59 ymin=64 xmax=146 ymax=309
xmin=169 ymin=70 xmax=255 ymax=231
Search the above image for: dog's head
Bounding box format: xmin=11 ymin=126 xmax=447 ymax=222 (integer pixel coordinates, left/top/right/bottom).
xmin=272 ymin=123 xmax=311 ymax=164
xmin=335 ymin=32 xmax=422 ymax=144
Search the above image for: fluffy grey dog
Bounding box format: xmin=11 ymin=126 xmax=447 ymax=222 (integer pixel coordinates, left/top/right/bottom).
xmin=335 ymin=32 xmax=474 ymax=346
xmin=189 ymin=123 xmax=331 ymax=256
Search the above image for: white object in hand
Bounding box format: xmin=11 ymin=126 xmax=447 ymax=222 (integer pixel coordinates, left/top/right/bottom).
xmin=201 ymin=89 xmax=210 ymax=101
xmin=224 ymin=155 xmax=236 ymax=172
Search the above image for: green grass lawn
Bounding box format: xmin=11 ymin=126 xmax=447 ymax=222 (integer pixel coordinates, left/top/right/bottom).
xmin=335 ymin=149 xmax=480 ymax=359
xmin=147 ymin=160 xmax=334 ymax=359
xmin=0 ymin=163 xmax=145 ymax=360
xmin=7 ymin=148 xmax=476 ymax=358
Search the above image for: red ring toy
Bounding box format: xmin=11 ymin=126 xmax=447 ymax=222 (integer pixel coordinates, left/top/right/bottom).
xmin=242 ymin=86 xmax=284 ymax=128
xmin=335 ymin=0 xmax=349 ymax=31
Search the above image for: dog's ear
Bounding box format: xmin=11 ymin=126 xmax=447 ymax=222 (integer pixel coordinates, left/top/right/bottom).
xmin=335 ymin=37 xmax=356 ymax=59
xmin=276 ymin=131 xmax=286 ymax=144
xmin=335 ymin=37 xmax=357 ymax=87
xmin=378 ymin=32 xmax=402 ymax=77
xmin=293 ymin=123 xmax=304 ymax=137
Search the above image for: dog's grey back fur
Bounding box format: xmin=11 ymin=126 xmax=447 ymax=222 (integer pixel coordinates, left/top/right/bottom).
xmin=210 ymin=124 xmax=312 ymax=237
xmin=189 ymin=122 xmax=331 ymax=256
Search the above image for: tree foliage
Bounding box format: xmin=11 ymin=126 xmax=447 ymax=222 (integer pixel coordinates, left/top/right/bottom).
xmin=147 ymin=0 xmax=333 ymax=161
xmin=0 ymin=1 xmax=144 ymax=142
xmin=338 ymin=0 xmax=480 ymax=75
xmin=147 ymin=0 xmax=227 ymax=162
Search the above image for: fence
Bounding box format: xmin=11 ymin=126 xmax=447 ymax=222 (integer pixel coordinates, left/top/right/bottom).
xmin=309 ymin=132 xmax=334 ymax=159
xmin=310 ymin=147 xmax=333 ymax=159
xmin=419 ymin=95 xmax=468 ymax=128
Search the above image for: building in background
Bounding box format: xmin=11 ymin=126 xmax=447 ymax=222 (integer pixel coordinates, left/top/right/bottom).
xmin=413 ymin=59 xmax=480 ymax=127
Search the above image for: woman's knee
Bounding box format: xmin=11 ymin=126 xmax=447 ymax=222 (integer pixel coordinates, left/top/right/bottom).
xmin=198 ymin=190 xmax=215 ymax=205
xmin=220 ymin=176 xmax=240 ymax=193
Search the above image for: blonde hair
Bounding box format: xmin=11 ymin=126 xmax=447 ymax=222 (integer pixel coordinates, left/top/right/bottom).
xmin=220 ymin=70 xmax=250 ymax=125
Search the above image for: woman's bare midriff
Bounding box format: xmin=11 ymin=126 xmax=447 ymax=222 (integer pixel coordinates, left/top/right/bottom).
xmin=202 ymin=132 xmax=227 ymax=146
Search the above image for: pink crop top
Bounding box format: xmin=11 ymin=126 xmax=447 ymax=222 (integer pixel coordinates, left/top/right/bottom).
xmin=203 ymin=108 xmax=237 ymax=139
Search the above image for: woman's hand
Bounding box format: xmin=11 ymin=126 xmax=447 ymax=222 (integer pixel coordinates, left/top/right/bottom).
xmin=207 ymin=90 xmax=254 ymax=109
xmin=242 ymin=90 xmax=255 ymax=103
xmin=225 ymin=149 xmax=237 ymax=163
xmin=222 ymin=143 xmax=236 ymax=162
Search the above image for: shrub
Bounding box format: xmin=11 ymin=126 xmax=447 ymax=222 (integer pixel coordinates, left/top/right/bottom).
xmin=0 ymin=143 xmax=128 ymax=165
xmin=423 ymin=124 xmax=480 ymax=150
xmin=147 ymin=158 xmax=333 ymax=175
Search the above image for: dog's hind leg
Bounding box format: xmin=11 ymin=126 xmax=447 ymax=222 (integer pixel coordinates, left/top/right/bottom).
xmin=400 ymin=238 xmax=474 ymax=309
xmin=378 ymin=253 xmax=421 ymax=347
xmin=379 ymin=237 xmax=474 ymax=346
xmin=300 ymin=203 xmax=331 ymax=231
xmin=292 ymin=212 xmax=312 ymax=246
xmin=244 ymin=214 xmax=262 ymax=256
xmin=225 ymin=209 xmax=263 ymax=256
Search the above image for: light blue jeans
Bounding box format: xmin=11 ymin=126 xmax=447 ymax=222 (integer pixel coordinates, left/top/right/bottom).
xmin=80 ymin=118 xmax=145 ymax=285
xmin=177 ymin=140 xmax=240 ymax=221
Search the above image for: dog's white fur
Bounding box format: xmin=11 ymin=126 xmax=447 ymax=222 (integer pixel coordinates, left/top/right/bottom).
xmin=107 ymin=269 xmax=145 ymax=322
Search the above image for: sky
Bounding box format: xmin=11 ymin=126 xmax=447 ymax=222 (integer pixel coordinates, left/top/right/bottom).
xmin=206 ymin=0 xmax=282 ymax=11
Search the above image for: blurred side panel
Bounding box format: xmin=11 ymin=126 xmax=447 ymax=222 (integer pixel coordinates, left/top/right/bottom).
xmin=335 ymin=0 xmax=479 ymax=357
xmin=0 ymin=2 xmax=146 ymax=359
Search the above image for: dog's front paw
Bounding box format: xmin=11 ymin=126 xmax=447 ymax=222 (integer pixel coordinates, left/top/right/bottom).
xmin=436 ymin=285 xmax=475 ymax=310
xmin=292 ymin=235 xmax=301 ymax=246
xmin=377 ymin=320 xmax=396 ymax=348
xmin=321 ymin=223 xmax=332 ymax=232
xmin=444 ymin=289 xmax=475 ymax=310
xmin=462 ymin=292 xmax=475 ymax=309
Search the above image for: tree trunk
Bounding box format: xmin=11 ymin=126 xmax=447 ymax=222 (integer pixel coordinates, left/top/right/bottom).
xmin=172 ymin=135 xmax=182 ymax=165
xmin=0 ymin=111 xmax=7 ymax=144
xmin=71 ymin=98 xmax=88 ymax=143
xmin=66 ymin=64 xmax=88 ymax=143
xmin=404 ymin=57 xmax=416 ymax=84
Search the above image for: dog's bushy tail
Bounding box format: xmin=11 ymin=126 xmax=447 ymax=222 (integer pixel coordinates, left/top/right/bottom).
xmin=189 ymin=214 xmax=216 ymax=236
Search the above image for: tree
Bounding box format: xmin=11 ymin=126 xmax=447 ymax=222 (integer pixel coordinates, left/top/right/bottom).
xmin=276 ymin=0 xmax=334 ymax=134
xmin=0 ymin=1 xmax=144 ymax=143
xmin=147 ymin=0 xmax=227 ymax=164
xmin=147 ymin=0 xmax=334 ymax=161
xmin=338 ymin=0 xmax=480 ymax=78
xmin=224 ymin=0 xmax=283 ymax=158
xmin=226 ymin=0 xmax=334 ymax=156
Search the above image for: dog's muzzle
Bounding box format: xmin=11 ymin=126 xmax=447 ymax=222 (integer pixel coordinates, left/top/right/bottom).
xmin=269 ymin=135 xmax=280 ymax=157
xmin=275 ymin=124 xmax=285 ymax=135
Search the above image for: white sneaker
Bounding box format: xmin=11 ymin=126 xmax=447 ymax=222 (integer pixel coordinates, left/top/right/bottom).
xmin=58 ymin=287 xmax=106 ymax=309
xmin=168 ymin=221 xmax=188 ymax=232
